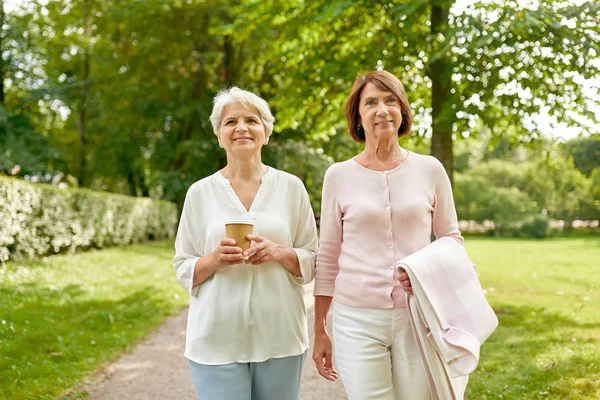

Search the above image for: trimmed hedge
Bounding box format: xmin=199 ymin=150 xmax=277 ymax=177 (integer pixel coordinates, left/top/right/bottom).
xmin=0 ymin=177 xmax=178 ymax=262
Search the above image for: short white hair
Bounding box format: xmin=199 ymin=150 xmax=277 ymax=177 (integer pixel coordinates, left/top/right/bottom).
xmin=209 ymin=87 xmax=275 ymax=138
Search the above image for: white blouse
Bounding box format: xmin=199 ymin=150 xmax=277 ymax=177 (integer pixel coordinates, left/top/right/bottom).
xmin=173 ymin=167 xmax=318 ymax=365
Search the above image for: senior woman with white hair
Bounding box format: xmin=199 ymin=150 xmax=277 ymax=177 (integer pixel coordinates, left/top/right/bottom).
xmin=173 ymin=87 xmax=318 ymax=400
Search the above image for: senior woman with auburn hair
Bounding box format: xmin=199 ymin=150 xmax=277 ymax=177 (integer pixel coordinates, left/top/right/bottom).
xmin=312 ymin=70 xmax=463 ymax=399
xmin=173 ymin=87 xmax=317 ymax=400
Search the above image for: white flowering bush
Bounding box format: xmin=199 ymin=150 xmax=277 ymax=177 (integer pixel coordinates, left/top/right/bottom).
xmin=0 ymin=177 xmax=178 ymax=262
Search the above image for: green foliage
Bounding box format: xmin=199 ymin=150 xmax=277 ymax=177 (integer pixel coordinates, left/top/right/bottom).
xmin=0 ymin=107 xmax=62 ymax=175
xmin=0 ymin=177 xmax=178 ymax=262
xmin=518 ymin=214 xmax=550 ymax=238
xmin=263 ymin=137 xmax=334 ymax=212
xmin=455 ymin=161 xmax=534 ymax=221
xmin=561 ymin=135 xmax=600 ymax=177
xmin=589 ymin=167 xmax=600 ymax=201
xmin=455 ymin=152 xmax=597 ymax=235
xmin=455 ymin=169 xmax=534 ymax=234
xmin=0 ymin=4 xmax=62 ymax=176
xmin=0 ymin=240 xmax=188 ymax=399
xmin=576 ymin=166 xmax=600 ymax=223
xmin=525 ymin=153 xmax=592 ymax=222
xmin=455 ymin=1 xmax=600 ymax=137
xmin=232 ymin=0 xmax=600 ymax=177
xmin=3 ymin=0 xmax=600 ymax=216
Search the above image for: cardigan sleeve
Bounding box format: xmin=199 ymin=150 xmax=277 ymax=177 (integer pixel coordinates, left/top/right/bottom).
xmin=173 ymin=187 xmax=204 ymax=296
xmin=290 ymin=179 xmax=318 ymax=285
xmin=432 ymin=161 xmax=464 ymax=245
xmin=314 ymin=166 xmax=343 ymax=297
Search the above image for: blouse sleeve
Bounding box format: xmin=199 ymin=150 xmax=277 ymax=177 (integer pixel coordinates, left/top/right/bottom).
xmin=173 ymin=187 xmax=204 ymax=296
xmin=314 ymin=166 xmax=343 ymax=296
xmin=289 ymin=180 xmax=318 ymax=285
xmin=432 ymin=161 xmax=464 ymax=245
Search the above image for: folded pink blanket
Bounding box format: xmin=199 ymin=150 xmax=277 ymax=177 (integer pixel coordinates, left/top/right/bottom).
xmin=397 ymin=237 xmax=498 ymax=399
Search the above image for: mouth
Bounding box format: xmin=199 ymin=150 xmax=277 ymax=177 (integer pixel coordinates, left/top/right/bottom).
xmin=233 ymin=137 xmax=253 ymax=142
xmin=375 ymin=120 xmax=393 ymax=127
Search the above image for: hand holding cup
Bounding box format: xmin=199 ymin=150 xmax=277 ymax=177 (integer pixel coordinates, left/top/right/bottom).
xmin=225 ymin=217 xmax=254 ymax=259
xmin=210 ymin=238 xmax=245 ymax=268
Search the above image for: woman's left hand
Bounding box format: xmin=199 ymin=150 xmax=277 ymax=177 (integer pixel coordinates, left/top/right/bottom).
xmin=244 ymin=234 xmax=284 ymax=265
xmin=398 ymin=269 xmax=413 ymax=294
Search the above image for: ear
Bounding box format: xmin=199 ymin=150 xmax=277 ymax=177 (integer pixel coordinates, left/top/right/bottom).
xmin=217 ymin=134 xmax=223 ymax=148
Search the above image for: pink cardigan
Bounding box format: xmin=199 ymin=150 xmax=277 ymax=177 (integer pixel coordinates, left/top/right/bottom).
xmin=314 ymin=152 xmax=463 ymax=309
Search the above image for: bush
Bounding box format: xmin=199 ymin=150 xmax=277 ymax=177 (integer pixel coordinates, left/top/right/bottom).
xmin=519 ymin=215 xmax=550 ymax=239
xmin=263 ymin=139 xmax=333 ymax=214
xmin=455 ymin=171 xmax=534 ymax=233
xmin=0 ymin=177 xmax=178 ymax=262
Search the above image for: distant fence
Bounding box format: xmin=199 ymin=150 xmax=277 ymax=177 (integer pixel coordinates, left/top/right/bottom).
xmin=459 ymin=219 xmax=599 ymax=234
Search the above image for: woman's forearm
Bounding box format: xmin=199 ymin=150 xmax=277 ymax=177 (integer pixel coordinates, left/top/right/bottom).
xmin=314 ymin=295 xmax=334 ymax=334
xmin=192 ymin=254 xmax=218 ymax=288
xmin=277 ymin=246 xmax=302 ymax=277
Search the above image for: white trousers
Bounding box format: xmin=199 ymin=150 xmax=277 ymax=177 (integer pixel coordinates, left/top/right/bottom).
xmin=332 ymin=301 xmax=431 ymax=400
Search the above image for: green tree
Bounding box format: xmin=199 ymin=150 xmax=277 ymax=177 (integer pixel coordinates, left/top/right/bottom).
xmin=525 ymin=154 xmax=592 ymax=226
xmin=17 ymin=0 xmax=292 ymax=208
xmin=239 ymin=0 xmax=600 ymax=184
xmin=454 ymin=169 xmax=533 ymax=233
xmin=561 ymin=135 xmax=600 ymax=177
xmin=0 ymin=0 xmax=60 ymax=176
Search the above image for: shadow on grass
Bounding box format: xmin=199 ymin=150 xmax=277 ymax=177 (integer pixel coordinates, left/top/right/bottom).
xmin=0 ymin=281 xmax=180 ymax=400
xmin=103 ymin=239 xmax=175 ymax=256
xmin=4 ymin=239 xmax=175 ymax=270
xmin=467 ymin=303 xmax=600 ymax=399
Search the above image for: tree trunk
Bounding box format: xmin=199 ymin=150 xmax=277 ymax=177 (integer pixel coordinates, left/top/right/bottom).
xmin=139 ymin=166 xmax=150 ymax=197
xmin=170 ymin=12 xmax=211 ymax=173
xmin=128 ymin=170 xmax=139 ymax=197
xmin=77 ymin=87 xmax=88 ymax=186
xmin=77 ymin=0 xmax=92 ymax=187
xmin=220 ymin=35 xmax=237 ymax=86
xmin=429 ymin=1 xmax=455 ymax=186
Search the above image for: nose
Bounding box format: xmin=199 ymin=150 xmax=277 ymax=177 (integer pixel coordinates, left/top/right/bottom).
xmin=376 ymin=101 xmax=389 ymax=116
xmin=235 ymin=120 xmax=248 ymax=132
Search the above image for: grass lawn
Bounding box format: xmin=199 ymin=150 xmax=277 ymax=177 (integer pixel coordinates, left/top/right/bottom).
xmin=0 ymin=240 xmax=188 ymax=400
xmin=0 ymin=238 xmax=598 ymax=399
xmin=465 ymin=237 xmax=600 ymax=399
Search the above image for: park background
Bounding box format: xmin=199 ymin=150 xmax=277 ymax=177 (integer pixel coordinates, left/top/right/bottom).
xmin=0 ymin=0 xmax=598 ymax=399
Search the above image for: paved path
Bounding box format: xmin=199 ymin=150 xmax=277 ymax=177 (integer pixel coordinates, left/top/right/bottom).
xmin=86 ymin=283 xmax=347 ymax=400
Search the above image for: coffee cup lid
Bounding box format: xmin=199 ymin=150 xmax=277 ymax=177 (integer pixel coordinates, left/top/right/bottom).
xmin=225 ymin=216 xmax=254 ymax=225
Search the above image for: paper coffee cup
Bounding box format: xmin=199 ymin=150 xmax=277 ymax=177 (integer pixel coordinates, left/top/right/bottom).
xmin=225 ymin=217 xmax=254 ymax=254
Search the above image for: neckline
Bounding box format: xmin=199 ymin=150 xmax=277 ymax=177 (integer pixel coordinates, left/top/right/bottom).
xmin=351 ymin=150 xmax=411 ymax=173
xmin=215 ymin=167 xmax=274 ymax=214
xmin=216 ymin=166 xmax=273 ymax=184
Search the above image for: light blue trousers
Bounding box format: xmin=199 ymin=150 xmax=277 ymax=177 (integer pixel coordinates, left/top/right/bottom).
xmin=188 ymin=351 xmax=307 ymax=400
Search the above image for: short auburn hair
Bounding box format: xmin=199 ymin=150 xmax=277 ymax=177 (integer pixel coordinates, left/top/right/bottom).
xmin=344 ymin=70 xmax=412 ymax=142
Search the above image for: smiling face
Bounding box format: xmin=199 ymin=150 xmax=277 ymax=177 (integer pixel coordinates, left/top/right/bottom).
xmin=218 ymin=102 xmax=267 ymax=156
xmin=358 ymin=83 xmax=403 ymax=141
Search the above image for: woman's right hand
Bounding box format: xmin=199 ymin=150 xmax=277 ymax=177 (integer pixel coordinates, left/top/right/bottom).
xmin=209 ymin=238 xmax=244 ymax=269
xmin=192 ymin=238 xmax=244 ymax=287
xmin=312 ymin=330 xmax=338 ymax=381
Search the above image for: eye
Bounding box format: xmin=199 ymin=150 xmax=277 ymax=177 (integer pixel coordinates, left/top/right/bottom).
xmin=365 ymin=100 xmax=375 ymax=106
xmin=224 ymin=120 xmax=235 ymax=125
xmin=386 ymin=97 xmax=397 ymax=103
xmin=247 ymin=118 xmax=259 ymax=123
